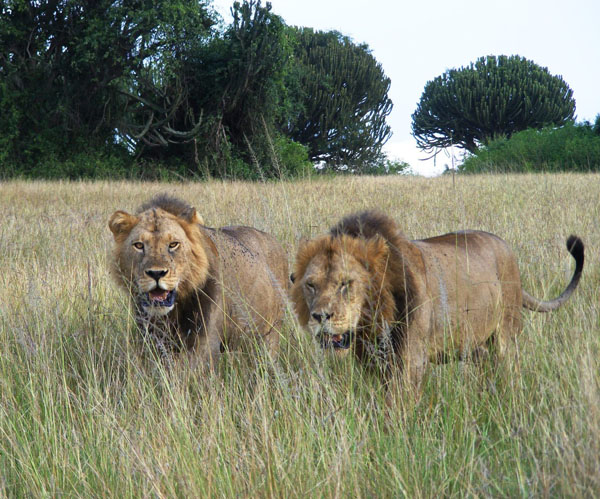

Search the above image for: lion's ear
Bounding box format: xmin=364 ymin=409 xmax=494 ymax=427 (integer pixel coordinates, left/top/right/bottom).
xmin=182 ymin=207 xmax=204 ymax=225
xmin=108 ymin=210 xmax=139 ymax=239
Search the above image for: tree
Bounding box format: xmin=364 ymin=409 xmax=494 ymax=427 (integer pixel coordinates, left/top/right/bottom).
xmin=411 ymin=55 xmax=576 ymax=154
xmin=593 ymin=115 xmax=600 ymax=136
xmin=281 ymin=28 xmax=392 ymax=170
xmin=135 ymin=0 xmax=292 ymax=178
xmin=0 ymin=0 xmax=215 ymax=167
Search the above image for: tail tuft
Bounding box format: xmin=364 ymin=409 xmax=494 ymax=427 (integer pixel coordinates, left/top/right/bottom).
xmin=566 ymin=235 xmax=584 ymax=268
xmin=522 ymin=234 xmax=584 ymax=312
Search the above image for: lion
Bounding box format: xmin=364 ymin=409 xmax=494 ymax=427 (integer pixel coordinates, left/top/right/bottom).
xmin=109 ymin=194 xmax=288 ymax=363
xmin=290 ymin=211 xmax=584 ymax=397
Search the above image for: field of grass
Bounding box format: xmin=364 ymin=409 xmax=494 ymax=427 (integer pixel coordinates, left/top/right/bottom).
xmin=0 ymin=174 xmax=599 ymax=497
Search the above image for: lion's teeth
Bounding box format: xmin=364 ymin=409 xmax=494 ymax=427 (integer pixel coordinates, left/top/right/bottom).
xmin=149 ymin=290 xmax=168 ymax=301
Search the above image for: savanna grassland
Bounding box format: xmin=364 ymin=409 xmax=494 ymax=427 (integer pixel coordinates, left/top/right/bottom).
xmin=0 ymin=174 xmax=599 ymax=497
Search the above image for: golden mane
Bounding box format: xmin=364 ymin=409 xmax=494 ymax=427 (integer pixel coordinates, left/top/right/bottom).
xmin=109 ymin=198 xmax=211 ymax=301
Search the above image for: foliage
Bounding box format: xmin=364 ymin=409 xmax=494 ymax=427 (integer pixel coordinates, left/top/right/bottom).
xmin=217 ymin=1 xmax=289 ymax=167
xmin=133 ymin=0 xmax=291 ymax=179
xmin=0 ymin=149 xmax=130 ymax=180
xmin=0 ymin=0 xmax=216 ymax=168
xmin=459 ymin=121 xmax=600 ymax=172
xmin=0 ymin=1 xmax=396 ymax=178
xmin=281 ymin=28 xmax=393 ymax=169
xmin=271 ymin=136 xmax=313 ymax=177
xmin=0 ymin=147 xmax=204 ymax=181
xmin=412 ymin=55 xmax=576 ymax=154
xmin=368 ymin=158 xmax=411 ymax=175
xmin=594 ymin=114 xmax=600 ymax=135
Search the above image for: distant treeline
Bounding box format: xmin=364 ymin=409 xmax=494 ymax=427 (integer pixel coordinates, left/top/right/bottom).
xmin=0 ymin=0 xmax=397 ymax=179
xmin=1 ymin=3 xmax=598 ymax=179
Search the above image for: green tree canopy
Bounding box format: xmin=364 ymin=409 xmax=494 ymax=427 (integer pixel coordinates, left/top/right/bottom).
xmin=0 ymin=1 xmax=396 ymax=178
xmin=281 ymin=28 xmax=393 ymax=170
xmin=133 ymin=0 xmax=294 ymax=178
xmin=411 ymin=55 xmax=576 ymax=154
xmin=0 ymin=0 xmax=215 ymax=166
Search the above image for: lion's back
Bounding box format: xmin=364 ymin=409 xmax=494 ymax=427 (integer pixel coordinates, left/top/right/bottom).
xmin=414 ymin=230 xmax=523 ymax=351
xmin=219 ymin=226 xmax=288 ymax=290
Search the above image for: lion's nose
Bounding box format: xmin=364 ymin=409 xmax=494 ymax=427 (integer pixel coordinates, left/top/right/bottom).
xmin=145 ymin=269 xmax=168 ymax=281
xmin=312 ymin=311 xmax=332 ymax=323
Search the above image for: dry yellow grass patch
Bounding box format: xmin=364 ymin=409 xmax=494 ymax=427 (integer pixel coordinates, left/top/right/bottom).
xmin=0 ymin=174 xmax=598 ymax=496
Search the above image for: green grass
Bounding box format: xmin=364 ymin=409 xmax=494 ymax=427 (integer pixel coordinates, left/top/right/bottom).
xmin=0 ymin=174 xmax=599 ymax=496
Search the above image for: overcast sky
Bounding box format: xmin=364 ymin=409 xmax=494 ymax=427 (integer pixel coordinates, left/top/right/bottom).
xmin=212 ymin=0 xmax=600 ymax=175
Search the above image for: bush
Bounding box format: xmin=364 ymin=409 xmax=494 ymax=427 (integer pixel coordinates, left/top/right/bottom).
xmin=0 ymin=148 xmax=134 ymax=180
xmin=272 ymin=137 xmax=313 ymax=177
xmin=593 ymin=114 xmax=600 ymax=135
xmin=459 ymin=121 xmax=600 ymax=173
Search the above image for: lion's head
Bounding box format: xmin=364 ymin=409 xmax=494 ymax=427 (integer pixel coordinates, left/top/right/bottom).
xmin=290 ymin=234 xmax=395 ymax=356
xmin=109 ymin=196 xmax=209 ymax=317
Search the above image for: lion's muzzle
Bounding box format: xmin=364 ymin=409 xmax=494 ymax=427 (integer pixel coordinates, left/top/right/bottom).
xmin=317 ymin=329 xmax=354 ymax=350
xmin=311 ymin=311 xmax=332 ymax=323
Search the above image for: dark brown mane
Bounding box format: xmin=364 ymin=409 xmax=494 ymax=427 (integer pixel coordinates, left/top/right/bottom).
xmin=137 ymin=194 xmax=195 ymax=220
xmin=329 ymin=210 xmax=407 ymax=249
xmin=329 ymin=211 xmax=421 ymax=352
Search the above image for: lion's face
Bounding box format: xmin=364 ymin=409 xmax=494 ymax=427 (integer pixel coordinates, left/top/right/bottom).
xmin=291 ymin=235 xmax=389 ymax=357
xmin=109 ymin=207 xmax=208 ymax=317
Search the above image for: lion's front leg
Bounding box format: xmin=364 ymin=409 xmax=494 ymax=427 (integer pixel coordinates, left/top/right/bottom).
xmin=261 ymin=324 xmax=281 ymax=360
xmin=193 ymin=325 xmax=225 ymax=370
xmin=136 ymin=315 xmax=179 ymax=363
xmin=385 ymin=336 xmax=429 ymax=415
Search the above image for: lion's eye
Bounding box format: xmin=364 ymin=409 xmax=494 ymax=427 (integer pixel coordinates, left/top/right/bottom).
xmin=133 ymin=242 xmax=144 ymax=251
xmin=169 ymin=241 xmax=180 ymax=250
xmin=305 ymin=281 xmax=316 ymax=293
xmin=340 ymin=280 xmax=353 ymax=293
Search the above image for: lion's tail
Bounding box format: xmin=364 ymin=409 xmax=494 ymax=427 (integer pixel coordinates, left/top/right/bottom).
xmin=522 ymin=235 xmax=584 ymax=312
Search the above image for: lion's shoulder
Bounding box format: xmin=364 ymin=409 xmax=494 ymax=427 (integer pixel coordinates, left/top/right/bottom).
xmin=211 ymin=225 xmax=281 ymax=255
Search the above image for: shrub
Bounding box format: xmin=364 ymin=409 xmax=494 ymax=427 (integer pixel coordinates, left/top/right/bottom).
xmin=459 ymin=121 xmax=600 ymax=173
xmin=0 ymin=148 xmax=134 ymax=180
xmin=272 ymin=137 xmax=313 ymax=177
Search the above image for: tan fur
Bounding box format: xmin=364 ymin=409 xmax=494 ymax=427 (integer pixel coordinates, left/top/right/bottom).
xmin=290 ymin=210 xmax=584 ymax=397
xmin=109 ymin=195 xmax=289 ymax=363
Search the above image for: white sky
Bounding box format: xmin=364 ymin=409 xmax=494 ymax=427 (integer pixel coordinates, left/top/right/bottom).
xmin=212 ymin=0 xmax=600 ymax=175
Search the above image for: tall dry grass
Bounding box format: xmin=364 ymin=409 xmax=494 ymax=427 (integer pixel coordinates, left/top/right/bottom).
xmin=0 ymin=174 xmax=598 ymax=496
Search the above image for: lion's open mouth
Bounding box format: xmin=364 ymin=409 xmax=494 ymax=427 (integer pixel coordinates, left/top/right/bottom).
xmin=142 ymin=288 xmax=176 ymax=308
xmin=319 ymin=331 xmax=353 ymax=350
